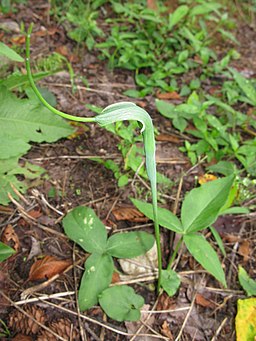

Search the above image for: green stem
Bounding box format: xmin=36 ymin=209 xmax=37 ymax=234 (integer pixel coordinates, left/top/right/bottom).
xmin=25 ymin=24 xmax=96 ymax=124
xmin=167 ymin=236 xmax=183 ymax=271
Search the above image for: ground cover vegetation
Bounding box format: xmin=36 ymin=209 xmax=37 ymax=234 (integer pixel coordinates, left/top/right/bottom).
xmin=0 ymin=0 xmax=256 ymax=340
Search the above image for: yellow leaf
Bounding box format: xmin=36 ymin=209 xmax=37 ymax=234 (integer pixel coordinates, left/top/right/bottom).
xmin=236 ymin=298 xmax=256 ymax=341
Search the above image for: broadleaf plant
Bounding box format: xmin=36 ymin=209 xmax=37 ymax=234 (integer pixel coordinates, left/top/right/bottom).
xmin=63 ymin=206 xmax=154 ymax=318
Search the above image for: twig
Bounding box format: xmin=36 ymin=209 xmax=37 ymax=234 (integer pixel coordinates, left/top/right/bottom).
xmin=211 ymin=317 xmax=228 ymax=341
xmin=175 ymin=293 xmax=196 ymax=341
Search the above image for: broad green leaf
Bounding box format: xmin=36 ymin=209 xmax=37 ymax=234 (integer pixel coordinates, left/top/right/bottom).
xmin=131 ymin=198 xmax=183 ymax=233
xmin=161 ymin=269 xmax=181 ymax=296
xmin=230 ymin=68 xmax=256 ymax=106
xmin=0 ymin=173 xmax=27 ymax=205
xmin=63 ymin=207 xmax=108 ymax=253
xmin=207 ymin=161 xmax=237 ymax=176
xmin=209 ymin=226 xmax=226 ymax=257
xmin=78 ymin=253 xmax=114 ymax=311
xmin=236 ymin=298 xmax=256 ymax=341
xmin=107 ymin=231 xmax=154 ymax=258
xmin=184 ymin=233 xmax=226 ymax=287
xmin=0 ymin=242 xmax=15 ymax=262
xmin=0 ymin=86 xmax=73 ymax=143
xmin=181 ymin=176 xmax=234 ymax=233
xmin=169 ymin=5 xmax=189 ymax=29
xmin=238 ymin=266 xmax=256 ymax=297
xmin=0 ymin=42 xmax=24 ymax=62
xmin=0 ymin=71 xmax=52 ymax=90
xmin=99 ymin=285 xmax=144 ymax=321
xmin=189 ymin=3 xmax=222 ymax=16
xmin=155 ymin=99 xmax=175 ymax=118
xmin=0 ymin=137 xmax=30 ymax=159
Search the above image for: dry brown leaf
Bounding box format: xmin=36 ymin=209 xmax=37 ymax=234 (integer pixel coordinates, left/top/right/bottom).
xmin=27 ymin=209 xmax=42 ymax=219
xmin=147 ymin=0 xmax=158 ymax=10
xmin=156 ymin=91 xmax=180 ymax=100
xmin=111 ymin=272 xmax=120 ymax=284
xmin=221 ymin=233 xmax=240 ymax=243
xmin=161 ymin=321 xmax=174 ymax=340
xmin=195 ymin=293 xmax=216 ymax=309
xmin=239 ymin=240 xmax=250 ymax=263
xmin=198 ymin=173 xmax=218 ymax=185
xmin=29 ymin=255 xmax=72 ymax=281
xmin=11 ymin=35 xmax=26 ymax=45
xmin=55 ymin=45 xmax=69 ymax=57
xmin=1 ymin=224 xmax=19 ymax=251
xmin=156 ymin=133 xmax=182 ymax=144
xmin=112 ymin=207 xmax=148 ymax=222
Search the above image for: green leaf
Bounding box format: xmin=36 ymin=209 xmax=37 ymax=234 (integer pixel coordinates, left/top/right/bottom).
xmin=155 ymin=99 xmax=175 ymax=119
xmin=78 ymin=253 xmax=114 ymax=311
xmin=107 ymin=231 xmax=154 ymax=258
xmin=209 ymin=226 xmax=226 ymax=257
xmin=0 ymin=172 xmax=27 ymax=205
xmin=99 ymin=285 xmax=144 ymax=321
xmin=230 ymin=68 xmax=256 ymax=106
xmin=184 ymin=233 xmax=226 ymax=287
xmin=207 ymin=161 xmax=237 ymax=176
xmin=0 ymin=86 xmax=73 ymax=143
xmin=0 ymin=71 xmax=52 ymax=90
xmin=169 ymin=5 xmax=189 ymax=29
xmin=0 ymin=242 xmax=15 ymax=262
xmin=0 ymin=42 xmax=24 ymax=62
xmin=238 ymin=266 xmax=256 ymax=297
xmin=131 ymin=198 xmax=183 ymax=233
xmin=63 ymin=207 xmax=108 ymax=253
xmin=0 ymin=137 xmax=31 ymax=159
xmin=220 ymin=207 xmax=250 ymax=215
xmin=123 ymin=89 xmax=141 ymax=98
xmin=181 ymin=176 xmax=234 ymax=233
xmin=161 ymin=269 xmax=181 ymax=296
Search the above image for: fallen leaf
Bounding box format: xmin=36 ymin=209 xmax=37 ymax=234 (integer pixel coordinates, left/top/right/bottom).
xmin=28 ymin=209 xmax=42 ymax=219
xmin=111 ymin=272 xmax=120 ymax=284
xmin=221 ymin=233 xmax=240 ymax=243
xmin=239 ymin=240 xmax=250 ymax=263
xmin=195 ymin=293 xmax=216 ymax=309
xmin=1 ymin=225 xmax=19 ymax=251
xmin=157 ymin=292 xmax=176 ymax=311
xmin=156 ymin=91 xmax=180 ymax=100
xmin=198 ymin=173 xmax=218 ymax=185
xmin=236 ymin=298 xmax=256 ymax=341
xmin=11 ymin=35 xmax=26 ymax=45
xmin=29 ymin=255 xmax=72 ymax=281
xmin=112 ymin=207 xmax=148 ymax=222
xmin=161 ymin=321 xmax=174 ymax=340
xmin=12 ymin=334 xmax=33 ymax=341
xmin=55 ymin=45 xmax=69 ymax=57
xmin=156 ymin=133 xmax=182 ymax=144
xmin=147 ymin=0 xmax=158 ymax=10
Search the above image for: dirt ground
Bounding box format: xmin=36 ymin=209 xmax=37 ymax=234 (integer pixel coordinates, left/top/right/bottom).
xmin=0 ymin=1 xmax=256 ymax=340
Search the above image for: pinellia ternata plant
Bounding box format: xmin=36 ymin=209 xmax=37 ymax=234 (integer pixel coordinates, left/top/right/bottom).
xmin=26 ymin=24 xmax=237 ymax=321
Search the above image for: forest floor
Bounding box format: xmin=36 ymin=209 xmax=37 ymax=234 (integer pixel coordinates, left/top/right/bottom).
xmin=0 ymin=1 xmax=256 ymax=340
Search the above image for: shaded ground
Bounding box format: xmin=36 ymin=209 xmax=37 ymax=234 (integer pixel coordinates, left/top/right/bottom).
xmin=0 ymin=1 xmax=256 ymax=340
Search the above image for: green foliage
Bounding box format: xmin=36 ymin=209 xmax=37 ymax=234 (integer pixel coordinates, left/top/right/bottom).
xmin=99 ymin=286 xmax=145 ymax=322
xmin=132 ymin=176 xmax=235 ymax=288
xmin=0 ymin=86 xmax=74 ymax=205
xmin=160 ymin=269 xmax=181 ymax=297
xmin=0 ymin=242 xmax=15 ymax=262
xmin=238 ymin=266 xmax=256 ymax=297
xmin=0 ymin=42 xmax=24 ymax=62
xmin=62 ymin=206 xmax=154 ymax=319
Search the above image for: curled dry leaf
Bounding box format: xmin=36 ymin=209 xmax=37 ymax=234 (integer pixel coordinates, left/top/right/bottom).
xmin=198 ymin=174 xmax=218 ymax=185
xmin=29 ymin=255 xmax=72 ymax=281
xmin=112 ymin=206 xmax=149 ymax=222
xmin=161 ymin=321 xmax=174 ymax=340
xmin=156 ymin=91 xmax=180 ymax=100
xmin=238 ymin=240 xmax=250 ymax=263
xmin=1 ymin=224 xmax=20 ymax=251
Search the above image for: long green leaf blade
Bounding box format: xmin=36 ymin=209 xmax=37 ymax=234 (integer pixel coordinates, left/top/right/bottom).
xmin=131 ymin=198 xmax=183 ymax=233
xmin=181 ymin=176 xmax=234 ymax=233
xmin=0 ymin=242 xmax=15 ymax=262
xmin=184 ymin=233 xmax=226 ymax=287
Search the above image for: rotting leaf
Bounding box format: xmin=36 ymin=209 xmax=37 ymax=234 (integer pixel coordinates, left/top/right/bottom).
xmin=235 ymin=298 xmax=256 ymax=341
xmin=1 ymin=224 xmax=19 ymax=251
xmin=161 ymin=321 xmax=174 ymax=340
xmin=112 ymin=207 xmax=149 ymax=222
xmin=195 ymin=293 xmax=216 ymax=309
xmin=29 ymin=255 xmax=72 ymax=281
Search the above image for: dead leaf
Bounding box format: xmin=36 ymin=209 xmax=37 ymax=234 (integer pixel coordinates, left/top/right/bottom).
xmin=239 ymin=240 xmax=250 ymax=263
xmin=112 ymin=207 xmax=148 ymax=222
xmin=195 ymin=293 xmax=216 ymax=309
xmin=198 ymin=173 xmax=218 ymax=185
xmin=156 ymin=91 xmax=180 ymax=100
xmin=11 ymin=35 xmax=26 ymax=45
xmin=157 ymin=292 xmax=176 ymax=311
xmin=147 ymin=0 xmax=158 ymax=10
xmin=161 ymin=321 xmax=174 ymax=340
xmin=29 ymin=255 xmax=72 ymax=281
xmin=28 ymin=209 xmax=42 ymax=219
xmin=221 ymin=234 xmax=240 ymax=243
xmin=1 ymin=225 xmax=19 ymax=251
xmin=156 ymin=133 xmax=182 ymax=144
xmin=111 ymin=272 xmax=120 ymax=284
xmin=55 ymin=45 xmax=69 ymax=57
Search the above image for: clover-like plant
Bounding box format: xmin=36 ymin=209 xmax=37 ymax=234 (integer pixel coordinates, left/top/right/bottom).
xmin=25 ymin=23 xmax=162 ymax=301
